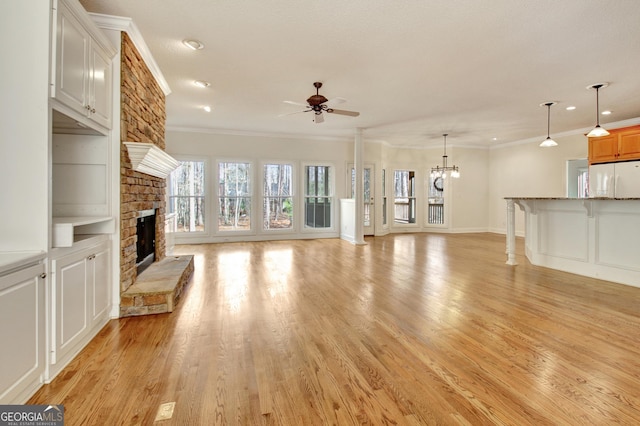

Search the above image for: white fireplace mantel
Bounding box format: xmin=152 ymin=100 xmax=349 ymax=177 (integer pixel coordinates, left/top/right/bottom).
xmin=124 ymin=142 xmax=179 ymax=179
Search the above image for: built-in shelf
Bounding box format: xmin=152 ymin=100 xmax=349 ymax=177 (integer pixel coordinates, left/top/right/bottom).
xmin=52 ymin=216 xmax=115 ymax=248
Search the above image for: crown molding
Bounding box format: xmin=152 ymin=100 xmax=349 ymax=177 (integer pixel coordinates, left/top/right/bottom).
xmin=88 ymin=13 xmax=171 ymax=96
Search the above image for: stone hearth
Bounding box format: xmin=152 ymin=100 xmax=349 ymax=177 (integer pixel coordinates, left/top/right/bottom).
xmin=120 ymin=255 xmax=194 ymax=317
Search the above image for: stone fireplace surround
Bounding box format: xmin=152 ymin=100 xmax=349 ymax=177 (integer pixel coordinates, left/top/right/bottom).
xmin=119 ymin=31 xmax=167 ymax=295
xmin=118 ymin=32 xmax=193 ymax=317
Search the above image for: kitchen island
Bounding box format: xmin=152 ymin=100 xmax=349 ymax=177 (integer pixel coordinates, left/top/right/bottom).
xmin=505 ymin=197 xmax=640 ymax=288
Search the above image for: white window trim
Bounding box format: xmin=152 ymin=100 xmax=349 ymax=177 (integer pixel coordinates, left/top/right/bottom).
xmin=167 ymin=155 xmax=211 ymax=240
xmin=215 ymin=158 xmax=255 ymax=236
xmin=391 ymin=168 xmax=420 ymax=229
xmin=301 ymin=162 xmax=336 ymax=234
xmin=260 ymin=160 xmax=296 ymax=235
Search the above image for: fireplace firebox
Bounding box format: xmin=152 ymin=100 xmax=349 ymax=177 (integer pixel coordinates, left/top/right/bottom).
xmin=136 ymin=209 xmax=156 ymax=275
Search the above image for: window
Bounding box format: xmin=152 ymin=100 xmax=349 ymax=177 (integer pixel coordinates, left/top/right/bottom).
xmin=304 ymin=165 xmax=333 ymax=228
xmin=394 ymin=170 xmax=416 ymax=224
xmin=263 ymin=163 xmax=293 ymax=230
xmin=218 ymin=162 xmax=251 ymax=231
xmin=428 ymin=172 xmax=445 ymax=225
xmin=168 ymin=160 xmax=206 ymax=232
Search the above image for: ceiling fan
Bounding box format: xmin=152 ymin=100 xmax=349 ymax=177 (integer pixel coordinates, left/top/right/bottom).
xmin=281 ymin=82 xmax=360 ymax=124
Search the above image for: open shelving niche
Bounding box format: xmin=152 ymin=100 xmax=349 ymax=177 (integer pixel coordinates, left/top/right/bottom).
xmin=51 ymin=109 xmax=115 ymax=248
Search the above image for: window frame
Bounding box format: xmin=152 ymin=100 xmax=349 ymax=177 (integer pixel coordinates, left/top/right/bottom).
xmin=301 ymin=162 xmax=336 ymax=233
xmin=216 ymin=159 xmax=254 ymax=235
xmin=167 ymin=156 xmax=210 ymax=237
xmin=260 ymin=160 xmax=296 ymax=234
xmin=392 ymin=168 xmax=419 ymax=228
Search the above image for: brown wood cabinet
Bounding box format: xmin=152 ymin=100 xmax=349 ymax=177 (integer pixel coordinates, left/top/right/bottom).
xmin=589 ymin=124 xmax=640 ymax=164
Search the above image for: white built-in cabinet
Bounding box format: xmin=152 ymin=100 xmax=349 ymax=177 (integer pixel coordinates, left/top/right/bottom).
xmin=52 ymin=0 xmax=113 ymax=129
xmin=0 ymin=261 xmax=46 ymax=403
xmin=45 ymin=0 xmax=116 ymax=385
xmin=49 ymin=238 xmax=110 ymax=379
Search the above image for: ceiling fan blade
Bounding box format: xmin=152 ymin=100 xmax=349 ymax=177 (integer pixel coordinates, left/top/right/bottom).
xmin=327 ymin=109 xmax=360 ymax=117
xmin=314 ymin=113 xmax=324 ymax=124
xmin=283 ymin=100 xmax=309 ymax=107
xmin=324 ymin=97 xmax=346 ymax=107
xmin=278 ymin=109 xmax=311 ymax=117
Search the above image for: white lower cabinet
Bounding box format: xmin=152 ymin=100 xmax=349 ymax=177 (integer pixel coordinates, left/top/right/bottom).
xmin=49 ymin=239 xmax=110 ymax=380
xmin=0 ymin=263 xmax=46 ymax=403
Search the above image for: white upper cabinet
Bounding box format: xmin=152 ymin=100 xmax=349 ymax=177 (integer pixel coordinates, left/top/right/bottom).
xmin=52 ymin=0 xmax=114 ymax=130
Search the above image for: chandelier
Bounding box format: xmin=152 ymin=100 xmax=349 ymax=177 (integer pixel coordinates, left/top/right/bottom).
xmin=430 ymin=133 xmax=460 ymax=178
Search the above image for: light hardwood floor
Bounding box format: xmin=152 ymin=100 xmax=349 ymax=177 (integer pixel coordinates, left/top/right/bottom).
xmin=29 ymin=233 xmax=640 ymax=425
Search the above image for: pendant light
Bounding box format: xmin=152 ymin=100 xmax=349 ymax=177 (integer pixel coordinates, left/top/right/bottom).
xmin=430 ymin=134 xmax=460 ymax=178
xmin=539 ymin=102 xmax=558 ymax=147
xmin=586 ymin=83 xmax=610 ymax=137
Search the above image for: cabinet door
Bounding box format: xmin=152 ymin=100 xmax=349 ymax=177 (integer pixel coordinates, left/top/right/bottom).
xmin=618 ymin=128 xmax=640 ymax=161
xmin=54 ymin=1 xmax=90 ymax=117
xmin=88 ymin=42 xmax=112 ymax=129
xmin=0 ymin=263 xmax=45 ymax=403
xmin=52 ymin=252 xmax=88 ymax=365
xmin=89 ymin=245 xmax=110 ymax=325
xmin=588 ymin=134 xmax=618 ymax=164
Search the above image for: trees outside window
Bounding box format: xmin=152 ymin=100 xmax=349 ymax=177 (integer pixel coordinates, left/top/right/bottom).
xmin=304 ymin=165 xmax=332 ymax=228
xmin=218 ymin=162 xmax=251 ymax=231
xmin=263 ymin=163 xmax=293 ymax=230
xmin=168 ymin=160 xmax=205 ymax=232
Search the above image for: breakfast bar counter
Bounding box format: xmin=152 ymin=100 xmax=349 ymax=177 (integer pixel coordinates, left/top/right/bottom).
xmin=505 ymin=197 xmax=640 ymax=288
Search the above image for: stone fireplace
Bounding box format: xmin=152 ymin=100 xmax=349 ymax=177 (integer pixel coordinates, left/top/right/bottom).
xmin=117 ymin=33 xmax=193 ymax=318
xmin=119 ymin=32 xmax=167 ymax=295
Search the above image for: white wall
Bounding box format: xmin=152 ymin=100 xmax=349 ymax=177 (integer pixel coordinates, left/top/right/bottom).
xmin=168 ymin=126 xmax=637 ymax=242
xmin=488 ymin=133 xmax=588 ymax=234
xmin=379 ymin=144 xmax=490 ymax=233
xmin=165 ymin=130 xmax=353 ymax=243
xmin=0 ymin=1 xmax=50 ymax=251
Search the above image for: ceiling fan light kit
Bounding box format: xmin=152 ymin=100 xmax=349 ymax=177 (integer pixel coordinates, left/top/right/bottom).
xmin=282 ymin=82 xmax=360 ymax=123
xmin=586 ymin=82 xmax=610 ymax=137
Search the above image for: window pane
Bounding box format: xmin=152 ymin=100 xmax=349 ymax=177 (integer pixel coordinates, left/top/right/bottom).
xmin=305 ymin=197 xmax=331 ymax=228
xmin=219 ymin=162 xmax=251 ymax=196
xmin=263 ymin=164 xmax=293 ymax=230
xmin=305 ymin=165 xmax=332 ymax=229
xmin=219 ymin=197 xmax=251 ymax=230
xmin=219 ymin=162 xmax=251 ymax=231
xmin=394 ymin=169 xmax=416 ymax=224
xmin=168 ymin=160 xmax=206 ymax=232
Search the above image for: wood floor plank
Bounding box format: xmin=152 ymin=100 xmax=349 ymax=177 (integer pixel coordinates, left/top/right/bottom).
xmin=28 ymin=233 xmax=640 ymax=425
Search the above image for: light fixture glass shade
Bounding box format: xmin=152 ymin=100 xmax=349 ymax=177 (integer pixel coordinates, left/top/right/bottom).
xmin=450 ymin=169 xmax=460 ymax=178
xmin=540 ymin=102 xmax=558 ymax=148
xmin=540 ymin=137 xmax=558 ymax=147
xmin=587 ymin=125 xmax=610 ymax=137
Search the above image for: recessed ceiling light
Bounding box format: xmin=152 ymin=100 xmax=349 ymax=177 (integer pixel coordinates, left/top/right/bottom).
xmin=601 ymin=110 xmax=612 ymax=115
xmin=193 ymin=80 xmax=210 ymax=88
xmin=492 ymin=137 xmax=498 ymax=141
xmin=182 ymin=39 xmax=204 ymax=50
xmin=566 ymin=106 xmax=576 ymax=111
xmin=203 ymin=106 xmax=211 ymax=112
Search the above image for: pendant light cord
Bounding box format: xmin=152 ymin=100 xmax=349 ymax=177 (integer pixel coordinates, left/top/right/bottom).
xmin=595 ymin=86 xmax=600 ymax=126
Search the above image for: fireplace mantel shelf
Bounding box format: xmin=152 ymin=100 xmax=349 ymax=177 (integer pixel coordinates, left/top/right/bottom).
xmin=52 ymin=216 xmax=115 ymax=248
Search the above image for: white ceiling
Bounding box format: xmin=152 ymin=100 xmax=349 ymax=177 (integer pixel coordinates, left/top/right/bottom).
xmin=79 ymin=0 xmax=640 ymax=148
